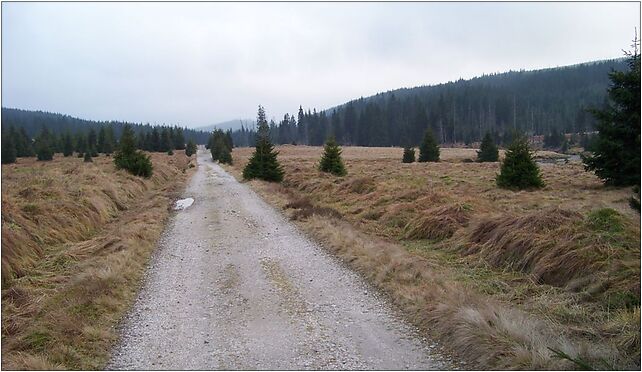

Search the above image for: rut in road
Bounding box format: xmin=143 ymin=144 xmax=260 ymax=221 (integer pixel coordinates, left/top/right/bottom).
xmin=108 ymin=151 xmax=452 ymax=370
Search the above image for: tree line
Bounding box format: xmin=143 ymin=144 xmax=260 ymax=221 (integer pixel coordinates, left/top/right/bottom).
xmin=230 ymin=59 xmax=625 ymax=148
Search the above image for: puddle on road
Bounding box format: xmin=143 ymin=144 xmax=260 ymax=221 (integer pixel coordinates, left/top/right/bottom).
xmin=174 ymin=198 xmax=195 ymax=210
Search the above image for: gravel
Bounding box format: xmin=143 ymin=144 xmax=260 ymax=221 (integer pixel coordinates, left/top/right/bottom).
xmin=107 ymin=151 xmax=452 ymax=370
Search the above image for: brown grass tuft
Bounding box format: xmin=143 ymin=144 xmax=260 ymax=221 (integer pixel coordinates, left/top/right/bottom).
xmin=404 ymin=204 xmax=472 ymax=240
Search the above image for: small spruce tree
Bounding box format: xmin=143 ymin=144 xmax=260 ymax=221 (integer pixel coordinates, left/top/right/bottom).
xmin=477 ymin=132 xmax=499 ymax=162
xmin=84 ymin=151 xmax=93 ymax=162
xmin=319 ymin=137 xmax=346 ymax=176
xmin=114 ymin=125 xmax=153 ymax=178
xmin=242 ymin=105 xmax=284 ymax=182
xmin=35 ymin=128 xmax=54 ymax=161
xmin=496 ymin=135 xmax=544 ymax=190
xmin=582 ymin=43 xmax=640 ymax=186
xmin=185 ymin=139 xmax=197 ymax=157
xmin=402 ymin=146 xmax=415 ymax=163
xmin=168 ymin=148 xmax=174 ymax=156
xmin=418 ymin=128 xmax=439 ymax=162
xmin=2 ymin=131 xmax=17 ymax=164
xmin=62 ymin=132 xmax=74 ymax=157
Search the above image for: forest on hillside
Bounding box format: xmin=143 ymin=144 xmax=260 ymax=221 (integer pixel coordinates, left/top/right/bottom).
xmin=231 ymin=59 xmax=625 ymax=147
xmin=0 ymin=108 xmax=211 ymax=144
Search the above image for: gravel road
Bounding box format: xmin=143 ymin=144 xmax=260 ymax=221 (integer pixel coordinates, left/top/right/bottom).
xmin=108 ymin=150 xmax=451 ymax=370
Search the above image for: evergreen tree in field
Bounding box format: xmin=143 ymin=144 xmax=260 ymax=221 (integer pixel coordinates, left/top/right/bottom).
xmin=114 ymin=124 xmax=153 ymax=177
xmin=2 ymin=130 xmax=17 ymax=164
xmin=104 ymin=126 xmax=115 ymax=154
xmin=151 ymin=128 xmax=161 ymax=152
xmin=90 ymin=146 xmax=99 ymax=157
xmin=84 ymin=151 xmax=93 ymax=162
xmin=402 ymin=146 xmax=415 ymax=163
xmin=97 ymin=127 xmax=108 ymax=153
xmin=319 ymin=137 xmax=347 ymax=176
xmin=243 ymin=105 xmax=284 ymax=182
xmin=477 ymin=132 xmax=499 ymax=162
xmin=582 ymin=44 xmax=641 ymax=186
xmin=62 ymin=132 xmax=74 ymax=157
xmin=418 ymin=128 xmax=440 ymax=162
xmin=167 ymin=148 xmax=174 ymax=155
xmin=185 ymin=139 xmax=197 ymax=157
xmin=496 ymin=134 xmax=544 ymax=190
xmin=210 ymin=130 xmax=232 ymax=164
xmin=12 ymin=127 xmax=34 ymax=157
xmin=35 ymin=127 xmax=54 ymax=161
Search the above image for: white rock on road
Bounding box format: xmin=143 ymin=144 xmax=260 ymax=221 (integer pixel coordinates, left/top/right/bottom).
xmin=107 ymin=150 xmax=452 ymax=370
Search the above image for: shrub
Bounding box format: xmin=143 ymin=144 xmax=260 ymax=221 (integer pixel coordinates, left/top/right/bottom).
xmin=319 ymin=137 xmax=347 ymax=176
xmin=496 ymin=134 xmax=544 ymax=190
xmin=402 ymin=147 xmax=415 ymax=163
xmin=84 ymin=152 xmax=93 ymax=163
xmin=185 ymin=139 xmax=197 ymax=157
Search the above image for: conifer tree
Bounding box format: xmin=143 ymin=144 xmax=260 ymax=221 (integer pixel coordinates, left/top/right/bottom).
xmin=319 ymin=137 xmax=347 ymax=176
xmin=2 ymin=130 xmax=17 ymax=164
xmin=582 ymin=43 xmax=640 ymax=186
xmin=114 ymin=125 xmax=153 ymax=177
xmin=173 ymin=127 xmax=186 ymax=150
xmin=210 ymin=130 xmax=232 ymax=164
xmin=185 ymin=139 xmax=197 ymax=157
xmin=477 ymin=132 xmax=499 ymax=162
xmin=160 ymin=128 xmax=172 ymax=152
xmin=418 ymin=128 xmax=440 ymax=162
xmin=496 ymin=134 xmax=544 ymax=190
xmin=35 ymin=127 xmax=54 ymax=161
xmin=167 ymin=148 xmax=174 ymax=155
xmin=62 ymin=132 xmax=74 ymax=157
xmin=243 ymin=105 xmax=284 ymax=182
xmin=97 ymin=127 xmax=107 ymax=153
xmin=84 ymin=151 xmax=93 ymax=162
xmin=87 ymin=128 xmax=97 ymax=151
xmin=402 ymin=146 xmax=415 ymax=163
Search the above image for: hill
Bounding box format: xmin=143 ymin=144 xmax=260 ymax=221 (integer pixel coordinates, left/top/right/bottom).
xmin=195 ymin=119 xmax=255 ymax=133
xmin=0 ymin=108 xmax=211 ymax=144
xmin=234 ymin=58 xmax=627 ymax=147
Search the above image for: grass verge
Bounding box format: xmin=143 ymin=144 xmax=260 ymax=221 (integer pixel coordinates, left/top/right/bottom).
xmin=1 ymin=153 xmax=196 ymax=369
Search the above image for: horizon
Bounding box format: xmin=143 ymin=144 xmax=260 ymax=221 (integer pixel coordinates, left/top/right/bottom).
xmin=0 ymin=56 xmax=625 ymax=130
xmin=2 ymin=2 xmax=639 ymax=127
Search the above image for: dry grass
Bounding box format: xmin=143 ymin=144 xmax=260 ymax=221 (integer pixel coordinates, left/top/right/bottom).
xmin=1 ymin=152 xmax=195 ymax=369
xmin=225 ymin=145 xmax=640 ymax=370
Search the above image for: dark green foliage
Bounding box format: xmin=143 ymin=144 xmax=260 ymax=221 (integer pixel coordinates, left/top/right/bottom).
xmin=210 ymin=129 xmax=233 ymax=164
xmin=114 ymin=125 xmax=153 ymax=178
xmin=173 ymin=127 xmax=186 ymax=150
xmin=87 ymin=128 xmax=97 ymax=151
xmin=62 ymin=132 xmax=74 ymax=157
xmin=243 ymin=105 xmax=284 ymax=182
xmin=582 ymin=51 xmax=640 ymax=187
xmin=402 ymin=146 xmax=415 ymax=163
xmin=97 ymin=126 xmax=114 ymax=154
xmin=167 ymin=149 xmax=174 ymax=156
xmin=629 ymin=186 xmax=640 ymax=212
xmin=477 ymin=132 xmax=499 ymax=162
xmin=319 ymin=137 xmax=347 ymax=176
xmin=496 ymin=135 xmax=544 ymax=190
xmin=2 ymin=130 xmax=17 ymax=164
xmin=90 ymin=147 xmax=98 ymax=157
xmin=418 ymin=129 xmax=439 ymax=162
xmin=543 ymin=128 xmax=565 ymax=149
xmin=159 ymin=128 xmax=172 ymax=152
xmin=35 ymin=127 xmax=54 ymax=161
xmin=185 ymin=139 xmax=197 ymax=157
xmin=84 ymin=151 xmax=93 ymax=163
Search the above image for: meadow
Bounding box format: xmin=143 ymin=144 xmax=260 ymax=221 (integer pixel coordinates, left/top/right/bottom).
xmin=226 ymin=145 xmax=640 ymax=370
xmin=1 ymin=153 xmax=194 ymax=369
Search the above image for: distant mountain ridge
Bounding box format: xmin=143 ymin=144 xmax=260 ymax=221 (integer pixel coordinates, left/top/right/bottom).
xmin=196 ymin=119 xmax=255 ymax=133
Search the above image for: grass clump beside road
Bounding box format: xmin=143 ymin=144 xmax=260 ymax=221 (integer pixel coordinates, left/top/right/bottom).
xmin=225 ymin=145 xmax=640 ymax=370
xmin=1 ymin=152 xmax=195 ymax=369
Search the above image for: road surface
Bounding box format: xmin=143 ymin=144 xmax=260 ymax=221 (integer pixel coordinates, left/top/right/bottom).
xmin=108 ymin=150 xmax=451 ymax=370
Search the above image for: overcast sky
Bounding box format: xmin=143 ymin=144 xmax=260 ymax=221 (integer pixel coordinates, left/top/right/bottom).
xmin=2 ymin=2 xmax=639 ymax=128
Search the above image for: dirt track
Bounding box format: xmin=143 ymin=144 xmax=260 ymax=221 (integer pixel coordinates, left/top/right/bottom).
xmin=108 ymin=150 xmax=451 ymax=370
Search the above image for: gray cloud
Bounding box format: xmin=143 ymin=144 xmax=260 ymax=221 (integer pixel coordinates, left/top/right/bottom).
xmin=2 ymin=2 xmax=639 ymax=127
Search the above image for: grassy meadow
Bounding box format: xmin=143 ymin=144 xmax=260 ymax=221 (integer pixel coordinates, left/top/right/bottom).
xmin=225 ymin=145 xmax=640 ymax=370
xmin=1 ymin=153 xmax=195 ymax=369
